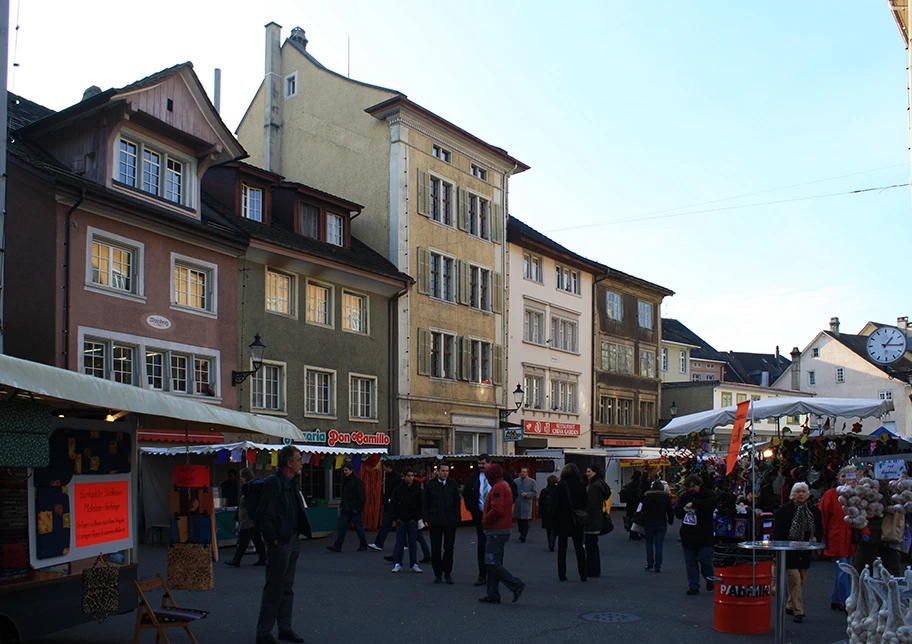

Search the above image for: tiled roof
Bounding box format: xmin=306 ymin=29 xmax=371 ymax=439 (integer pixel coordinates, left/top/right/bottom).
xmin=825 ymin=330 xmax=912 ymax=379
xmin=662 ymin=318 xmax=727 ymax=361
xmin=507 ymin=216 xmax=607 ymax=274
xmin=7 ymin=93 xmax=55 ymax=131
xmin=723 ymin=351 xmax=791 ymax=386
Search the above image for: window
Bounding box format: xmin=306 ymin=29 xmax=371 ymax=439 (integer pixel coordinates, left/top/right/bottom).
xmin=637 ymin=301 xmax=653 ymax=329
xmin=300 ymin=204 xmax=319 ymax=239
xmin=601 ymin=341 xmax=633 ymax=374
xmin=116 ymin=135 xmax=192 ymax=207
xmin=454 ymin=430 xmax=491 ymax=455
xmin=555 ymin=265 xmax=580 ymax=295
xmin=429 ymin=177 xmax=453 ymax=225
xmin=242 ymin=185 xmax=263 ymax=222
xmin=469 ymin=265 xmax=492 ymax=311
xmin=551 ymin=317 xmax=579 ymax=353
xmin=432 ymin=145 xmax=451 ymax=163
xmin=326 ymin=213 xmax=344 ymax=246
xmin=879 ymin=390 xmax=894 ymax=401
xmin=692 ymin=373 xmax=702 ymax=381
xmin=523 ymin=309 xmax=545 ymax=344
xmin=165 ymin=159 xmax=183 ymax=204
xmin=721 ymin=392 xmax=733 ymax=407
xmin=284 ymin=72 xmax=298 ymax=98
xmin=812 ymin=348 xmax=820 ymax=357
xmin=466 ymin=193 xmax=490 ymax=239
xmin=305 ymin=368 xmax=334 ymax=416
xmin=599 ymin=396 xmax=615 ymax=424
xmin=640 ymin=350 xmax=656 ymax=378
xmin=172 ymin=255 xmax=216 ymax=315
xmin=470 ymin=164 xmax=487 ymax=180
xmin=523 ymin=253 xmax=543 ymax=283
xmin=350 ymin=375 xmax=376 ymax=420
xmin=118 ymin=140 xmax=137 ymax=187
xmin=679 ymin=350 xmax=687 ymax=373
xmin=606 ymin=291 xmax=622 ymax=321
xmin=252 ymin=363 xmax=284 ymax=412
xmin=90 ymin=237 xmax=136 ymax=294
xmin=836 ymin=367 xmax=845 ymax=384
xmin=661 ymin=348 xmax=668 ymax=372
xmin=142 ymin=149 xmax=160 ymax=195
xmin=306 ymin=281 xmax=333 ymax=326
xmin=523 ymin=373 xmax=543 ymax=409
xmin=550 ymin=374 xmax=578 ymax=413
xmin=342 ymin=291 xmax=368 ymax=334
xmin=469 ymin=340 xmax=493 ymax=384
xmin=693 ymin=362 xmax=702 ymax=368
xmin=618 ymin=399 xmax=632 ymax=425
xmin=266 ymin=270 xmax=294 ymax=316
xmin=751 ymin=395 xmax=761 ymax=402
xmin=430 ymin=331 xmax=456 ymax=379
xmin=736 ymin=393 xmax=747 ymax=403
xmin=808 ymin=371 xmax=816 ymax=386
xmin=639 ymin=401 xmax=655 ymax=427
xmin=111 ymin=345 xmax=134 ymax=385
xmin=146 ymin=351 xmax=164 ymax=390
xmin=705 ymin=374 xmax=715 ymax=381
xmin=429 ymin=251 xmax=455 ymax=302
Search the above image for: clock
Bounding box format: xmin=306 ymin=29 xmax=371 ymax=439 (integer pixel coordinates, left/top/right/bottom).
xmin=865 ymin=326 xmax=908 ymax=365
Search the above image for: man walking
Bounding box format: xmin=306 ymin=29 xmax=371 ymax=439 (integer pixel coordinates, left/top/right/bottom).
xmin=255 ymin=445 xmax=310 ymax=644
xmin=367 ymin=462 xmax=400 ymax=551
xmin=390 ymin=467 xmax=424 ymax=573
xmin=463 ymin=454 xmax=493 ymax=586
xmin=423 ymin=462 xmax=460 ymax=584
xmin=327 ymin=461 xmax=368 ymax=553
xmin=513 ymin=468 xmax=537 ymax=543
xmin=224 ymin=468 xmax=265 ymax=567
xmin=478 ymin=463 xmax=525 ymax=604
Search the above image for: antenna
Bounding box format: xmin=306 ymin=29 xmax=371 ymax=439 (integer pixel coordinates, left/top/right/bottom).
xmin=347 ymin=34 xmax=350 ymax=78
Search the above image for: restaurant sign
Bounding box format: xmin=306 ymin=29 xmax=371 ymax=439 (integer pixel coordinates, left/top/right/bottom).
xmin=327 ymin=430 xmax=390 ymax=448
xmin=523 ymin=421 xmax=581 ymax=437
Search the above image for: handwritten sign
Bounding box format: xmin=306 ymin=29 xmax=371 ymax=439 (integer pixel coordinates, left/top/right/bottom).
xmin=173 ymin=464 xmax=210 ymax=488
xmin=74 ymin=481 xmax=130 ymax=548
xmin=875 ymin=459 xmax=907 ymax=480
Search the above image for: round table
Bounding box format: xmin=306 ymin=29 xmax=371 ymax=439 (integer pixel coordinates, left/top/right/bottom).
xmin=738 ymin=540 xmax=824 ymax=644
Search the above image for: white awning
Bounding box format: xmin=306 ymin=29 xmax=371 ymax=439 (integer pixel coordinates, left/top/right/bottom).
xmin=660 ymin=397 xmax=895 ymax=440
xmin=140 ymin=441 xmax=387 ymax=456
xmin=0 ymin=354 xmax=303 ymax=441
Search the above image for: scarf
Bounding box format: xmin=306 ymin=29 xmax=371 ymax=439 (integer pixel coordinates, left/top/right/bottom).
xmin=788 ymin=502 xmax=814 ymax=541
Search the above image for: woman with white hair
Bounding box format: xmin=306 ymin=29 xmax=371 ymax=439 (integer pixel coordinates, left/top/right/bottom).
xmin=772 ymin=482 xmax=822 ymax=623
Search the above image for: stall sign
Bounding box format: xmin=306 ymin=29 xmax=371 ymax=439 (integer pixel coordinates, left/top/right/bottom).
xmin=875 ymin=459 xmax=907 ymax=480
xmin=301 ymin=430 xmax=327 ymax=443
xmin=647 ymin=458 xmax=670 ymax=467
xmin=602 ymin=439 xmax=645 ymax=447
xmin=523 ymin=421 xmax=580 ymax=436
xmin=327 ymin=430 xmax=391 ymax=448
xmin=173 ymin=464 xmax=210 ymax=488
xmin=74 ymin=480 xmax=130 ymax=548
xmin=620 ymin=459 xmax=645 ymax=468
xmin=503 ymin=427 xmax=524 ymax=442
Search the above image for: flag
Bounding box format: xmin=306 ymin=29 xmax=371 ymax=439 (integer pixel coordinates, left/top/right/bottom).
xmin=352 ymin=454 xmax=362 ymax=473
xmin=310 ymin=454 xmax=322 ymax=467
xmin=334 ymin=454 xmax=345 ymax=469
xmin=270 ymin=451 xmax=279 ymax=467
xmin=215 ymin=449 xmax=229 ymax=464
xmin=725 ymin=400 xmax=751 ymax=474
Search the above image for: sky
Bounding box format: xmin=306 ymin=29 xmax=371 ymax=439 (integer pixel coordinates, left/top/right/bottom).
xmin=8 ymin=1 xmax=911 ymax=354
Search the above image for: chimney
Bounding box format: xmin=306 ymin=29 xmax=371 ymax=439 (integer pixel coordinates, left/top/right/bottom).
xmin=290 ymin=27 xmax=308 ymax=50
xmin=264 ymin=21 xmax=283 ymax=174
xmin=760 ymin=372 xmax=769 ymax=387
xmin=898 ymin=316 xmax=909 ymax=330
xmin=82 ymin=85 xmax=102 ymax=101
xmin=213 ymin=68 xmax=221 ymax=114
xmin=829 ymin=317 xmax=840 ymax=335
xmin=790 ymin=347 xmax=801 ymax=390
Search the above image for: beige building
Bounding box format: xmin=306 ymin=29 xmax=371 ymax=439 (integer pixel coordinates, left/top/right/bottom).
xmin=236 ymin=25 xmax=528 ymax=454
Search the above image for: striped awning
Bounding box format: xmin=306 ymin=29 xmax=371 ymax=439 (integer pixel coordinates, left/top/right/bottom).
xmin=138 ymin=429 xmax=225 ymax=444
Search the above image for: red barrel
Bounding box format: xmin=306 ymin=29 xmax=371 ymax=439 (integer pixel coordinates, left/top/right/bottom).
xmin=713 ymin=560 xmax=772 ymax=634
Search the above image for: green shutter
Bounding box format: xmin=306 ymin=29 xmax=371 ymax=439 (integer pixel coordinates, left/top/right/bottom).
xmin=491 ymin=203 xmax=503 ymax=244
xmin=458 ymin=336 xmax=470 ymax=381
xmin=493 ymin=344 xmax=504 ymax=386
xmin=458 ymin=260 xmax=470 ymax=305
xmin=417 ymin=328 xmax=431 ymax=375
xmin=458 ymin=187 xmax=469 ymax=232
xmin=492 ymin=271 xmax=503 ymax=314
xmin=416 ymin=247 xmax=430 ymax=294
xmin=416 ymin=169 xmax=429 ymax=217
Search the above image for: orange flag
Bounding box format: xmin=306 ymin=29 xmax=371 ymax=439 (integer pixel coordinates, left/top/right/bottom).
xmin=725 ymin=400 xmax=751 ymax=474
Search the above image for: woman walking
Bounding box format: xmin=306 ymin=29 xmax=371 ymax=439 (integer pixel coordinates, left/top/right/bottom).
xmin=675 ymin=474 xmax=716 ymax=595
xmin=772 ymin=482 xmax=822 ymax=623
xmin=642 ymin=479 xmax=674 ymax=572
xmin=819 ymin=468 xmax=854 ymax=612
xmin=625 ymin=470 xmax=643 ymax=540
xmin=584 ymin=465 xmax=611 ymax=578
xmin=554 ymin=463 xmax=588 ymax=581
xmin=538 ymin=475 xmax=559 ymax=551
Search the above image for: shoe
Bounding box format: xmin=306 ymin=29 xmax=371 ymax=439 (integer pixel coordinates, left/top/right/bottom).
xmin=367 ymin=543 xmax=382 ymax=551
xmin=357 ymin=545 xmax=368 ymax=552
xmin=645 ymin=564 xmax=653 ymax=570
xmin=256 ymin=635 xmax=280 ymax=644
xmin=686 ymin=588 xmax=699 ymax=595
xmin=512 ymin=583 xmax=525 ymax=603
xmin=549 ymin=546 xmax=555 ymax=552
xmin=383 ymin=555 xmax=395 ymax=563
xmin=278 ymin=631 xmax=306 ymax=643
xmin=411 ymin=564 xmax=423 ymax=573
xmin=654 ymin=566 xmax=661 ymax=573
xmin=391 ymin=564 xmax=402 ymax=573
xmin=559 ymin=577 xmax=568 ymax=581
xmin=519 ymin=536 xmax=526 ymax=543
xmin=253 ymin=560 xmax=267 ymax=566
xmin=831 ymin=602 xmax=846 ymax=612
xmin=420 ymin=556 xmax=432 ymax=563
xmin=705 ymin=579 xmax=715 ymax=592
xmin=478 ymin=596 xmax=500 ymax=604
xmin=223 ymin=560 xmax=240 ymax=567
xmin=434 ymin=576 xmax=442 ymax=584
xmin=473 ymin=576 xmax=487 ymax=586
xmin=445 ymin=574 xmax=454 ymax=585
xmin=793 ymin=615 xmax=804 ymax=623
xmin=785 ymin=608 xmax=794 ymax=615
xmin=326 ymin=545 xmax=341 ymax=553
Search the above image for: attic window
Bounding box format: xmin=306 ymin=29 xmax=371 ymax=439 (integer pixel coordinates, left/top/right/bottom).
xmin=285 ymin=72 xmax=298 ymax=99
xmin=432 ymin=145 xmax=451 ymax=163
xmin=812 ymin=348 xmax=819 ymax=357
xmin=166 ymin=98 xmax=174 ymax=112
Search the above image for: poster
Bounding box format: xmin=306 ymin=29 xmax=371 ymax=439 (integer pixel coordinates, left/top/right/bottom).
xmin=74 ymin=481 xmax=130 ymax=548
xmin=173 ymin=464 xmax=210 ymax=488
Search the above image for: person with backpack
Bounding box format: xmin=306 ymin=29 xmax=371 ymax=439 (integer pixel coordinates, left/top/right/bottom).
xmin=224 ymin=467 xmax=266 ymax=567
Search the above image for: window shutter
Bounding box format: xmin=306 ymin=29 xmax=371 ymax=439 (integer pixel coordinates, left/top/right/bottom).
xmin=551 ymin=317 xmax=559 ymax=348
xmin=491 ymin=203 xmax=503 ymax=244
xmin=492 ymin=272 xmax=503 ymax=314
xmin=493 ymin=344 xmax=504 ymax=386
xmin=416 ymin=169 xmax=429 ymax=217
xmin=457 ymin=187 xmax=469 ymax=232
xmin=417 ymin=328 xmax=431 ymax=375
xmin=458 ymin=337 xmax=470 ymax=381
xmin=457 ymin=260 xmax=470 ymax=305
xmin=416 ymin=247 xmax=430 ymax=294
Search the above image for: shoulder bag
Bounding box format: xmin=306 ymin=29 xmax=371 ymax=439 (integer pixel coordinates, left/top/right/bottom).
xmin=565 ymin=484 xmax=588 ymax=529
xmin=82 ymin=554 xmax=119 ymax=617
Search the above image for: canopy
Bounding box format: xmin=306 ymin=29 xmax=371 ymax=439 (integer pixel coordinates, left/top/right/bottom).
xmin=140 ymin=440 xmax=387 ymax=456
xmin=0 ymin=353 xmax=303 ymax=441
xmin=660 ymin=397 xmax=895 ymax=440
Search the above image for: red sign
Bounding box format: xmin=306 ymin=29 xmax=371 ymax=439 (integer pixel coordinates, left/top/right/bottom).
xmin=602 ymin=439 xmax=646 ymax=447
xmin=74 ymin=481 xmax=130 ymax=548
xmin=173 ymin=464 xmax=210 ymax=488
xmin=523 ymin=421 xmax=581 ymax=437
xmin=725 ymin=400 xmax=751 ymax=474
xmin=327 ymin=430 xmax=391 ymax=448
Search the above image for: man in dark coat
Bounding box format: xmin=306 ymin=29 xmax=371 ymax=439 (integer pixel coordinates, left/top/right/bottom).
xmin=327 ymin=461 xmax=368 ymax=552
xmin=423 ymin=462 xmax=461 ymax=584
xmin=368 ymin=462 xmax=401 ymax=551
xmin=390 ymin=467 xmax=425 ymax=572
xmin=675 ymin=474 xmax=716 ymax=596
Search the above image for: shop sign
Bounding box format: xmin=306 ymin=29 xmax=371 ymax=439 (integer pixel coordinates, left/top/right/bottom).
xmin=173 ymin=464 xmax=210 ymax=488
xmin=523 ymin=420 xmax=581 ymax=436
xmin=602 ymin=439 xmax=645 ymax=447
xmin=647 ymin=458 xmax=670 ymax=467
xmin=301 ymin=430 xmax=327 ymax=443
xmin=620 ymin=459 xmax=645 ymax=468
xmin=503 ymin=427 xmax=524 ymax=442
xmin=74 ymin=480 xmax=130 ymax=548
xmin=146 ymin=314 xmax=172 ymax=330
xmin=327 ymin=430 xmax=391 ymax=448
xmin=451 ymin=414 xmax=496 ymax=429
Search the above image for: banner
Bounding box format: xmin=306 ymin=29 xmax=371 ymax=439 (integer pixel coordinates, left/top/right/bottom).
xmin=726 ymin=400 xmax=751 ymax=474
xmin=173 ymin=464 xmax=210 ymax=488
xmin=523 ymin=421 xmax=580 ymax=436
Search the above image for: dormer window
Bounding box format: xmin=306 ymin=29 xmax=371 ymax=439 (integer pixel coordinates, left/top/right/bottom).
xmin=116 ymin=133 xmax=195 ymax=209
xmin=242 ymin=184 xmax=264 ymax=222
xmin=298 ymin=201 xmax=348 ymax=247
xmin=300 ymin=204 xmax=319 ymax=239
xmin=326 ymin=213 xmax=344 ymax=246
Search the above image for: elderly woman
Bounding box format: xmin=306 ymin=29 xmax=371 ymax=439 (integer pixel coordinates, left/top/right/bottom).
xmin=819 ymin=468 xmax=855 ymax=612
xmin=772 ymin=482 xmax=823 ymax=623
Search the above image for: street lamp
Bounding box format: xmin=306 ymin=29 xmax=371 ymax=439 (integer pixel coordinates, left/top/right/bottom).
xmin=499 ymin=383 xmax=525 ymax=424
xmin=670 ymin=400 xmax=678 ymax=418
xmin=231 ymin=333 xmax=266 ymax=386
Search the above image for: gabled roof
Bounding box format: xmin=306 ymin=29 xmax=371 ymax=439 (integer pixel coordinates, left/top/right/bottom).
xmin=507 ymin=216 xmax=607 ymax=275
xmin=723 ymin=351 xmax=791 ymax=387
xmin=661 ymin=319 xmax=727 ymax=361
xmin=284 ymin=35 xmax=402 ymax=95
xmin=604 ymin=266 xmax=674 ymax=298
xmin=822 ymin=330 xmax=912 ymax=380
xmin=7 ymin=93 xmax=54 ymax=131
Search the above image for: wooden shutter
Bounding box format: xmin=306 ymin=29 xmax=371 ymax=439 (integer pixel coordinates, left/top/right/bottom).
xmin=457 ymin=260 xmax=470 ymax=305
xmin=416 ymin=247 xmax=430 ymax=294
xmin=417 ymin=328 xmax=431 ymax=375
xmin=492 ymin=271 xmax=503 ymax=314
xmin=491 ymin=203 xmax=503 ymax=244
xmin=416 ymin=169 xmax=429 ymax=217
xmin=493 ymin=344 xmax=504 ymax=386
xmin=457 ymin=187 xmax=469 ymax=232
xmin=458 ymin=336 xmax=470 ymax=381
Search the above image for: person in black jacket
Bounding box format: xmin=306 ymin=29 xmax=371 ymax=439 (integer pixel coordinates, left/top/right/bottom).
xmin=327 ymin=461 xmax=368 ymax=553
xmin=583 ymin=465 xmax=611 ymax=578
xmin=624 ymin=470 xmax=643 ymax=540
xmin=538 ymin=475 xmax=559 ymax=551
xmin=675 ymin=474 xmax=716 ymax=596
xmin=255 ymin=445 xmax=310 ymax=644
xmin=642 ymin=479 xmax=674 ymax=572
xmin=772 ymin=482 xmax=823 ymax=623
xmin=390 ymin=467 xmax=425 ymax=573
xmin=368 ymin=462 xmax=401 ymax=551
xmin=423 ymin=462 xmax=461 ymax=584
xmin=463 ymin=454 xmax=494 ymax=586
xmin=554 ymin=463 xmax=588 ymax=582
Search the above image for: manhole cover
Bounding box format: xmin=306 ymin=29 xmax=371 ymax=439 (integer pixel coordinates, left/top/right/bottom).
xmin=580 ymin=612 xmax=642 ymax=623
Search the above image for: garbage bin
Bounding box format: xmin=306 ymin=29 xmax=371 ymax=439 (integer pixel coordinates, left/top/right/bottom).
xmin=712 ymin=543 xmax=774 ymax=635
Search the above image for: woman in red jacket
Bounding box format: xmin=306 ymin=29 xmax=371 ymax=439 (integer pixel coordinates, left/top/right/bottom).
xmin=819 ymin=468 xmax=855 ymax=612
xmin=479 ymin=463 xmax=526 ymax=604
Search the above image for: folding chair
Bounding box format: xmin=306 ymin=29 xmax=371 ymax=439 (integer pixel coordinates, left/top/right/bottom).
xmin=132 ymin=573 xmax=209 ymax=644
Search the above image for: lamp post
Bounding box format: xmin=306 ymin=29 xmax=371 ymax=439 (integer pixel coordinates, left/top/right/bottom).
xmin=670 ymin=400 xmax=678 ymax=419
xmin=231 ymin=333 xmax=266 ymax=386
xmin=498 ymin=383 xmax=525 ymax=424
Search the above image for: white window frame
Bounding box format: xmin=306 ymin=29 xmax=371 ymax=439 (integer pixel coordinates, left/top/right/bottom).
xmin=836 ymin=367 xmax=845 ymax=384
xmin=808 ymin=371 xmax=816 ymax=386
xmin=300 ymin=203 xmax=320 ymax=239
xmin=640 ymin=349 xmax=656 ymax=378
xmin=251 ymin=360 xmax=286 ymax=414
xmin=349 ymin=373 xmax=378 ymax=422
xmin=468 ymin=264 xmax=492 ymax=311
xmin=692 ymin=373 xmax=702 ymax=381
xmin=470 ymin=164 xmax=488 ymax=181
xmin=523 ymin=372 xmax=544 ymax=409
xmin=549 ymin=372 xmax=579 ymax=414
xmin=170 ymin=253 xmax=218 ymax=318
xmin=432 ymin=145 xmax=452 ymax=163
xmin=661 ymin=347 xmax=668 ymax=372
xmin=551 ymin=315 xmax=579 ymax=353
xmin=523 ymin=253 xmax=543 ymax=283
xmin=85 ymin=227 xmax=146 ymax=303
xmin=430 ymin=330 xmax=457 ymax=380
xmin=284 ymin=72 xmax=298 ymax=99
xmin=114 ymin=131 xmax=196 ymax=209
xmin=305 ymin=278 xmax=334 ymax=328
xmin=637 ymin=300 xmax=653 ymax=329
xmin=342 ymin=290 xmax=369 ymax=335
xmin=679 ymin=350 xmax=687 ymax=373
xmin=606 ymin=291 xmax=622 ymax=321
xmin=721 ymin=392 xmax=733 ymax=407
xmin=429 ymin=174 xmax=454 ymax=226
xmin=736 ymin=393 xmax=747 ymax=403
xmin=242 ymin=184 xmax=264 ymax=222
xmin=326 ymin=212 xmax=344 ymax=246
xmin=523 ymin=307 xmax=546 ymax=345
xmin=555 ymin=264 xmax=581 ymax=295
xmin=879 ymin=390 xmax=894 ymax=401
xmin=304 ymin=366 xmax=336 ymax=418
xmin=428 ymin=250 xmax=456 ymax=303
xmin=812 ymin=347 xmax=820 ymax=357
xmin=265 ymin=268 xmax=296 ymax=318
xmin=705 ymin=374 xmax=715 ymax=381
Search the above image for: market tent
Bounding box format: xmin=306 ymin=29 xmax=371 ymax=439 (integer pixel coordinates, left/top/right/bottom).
xmin=660 ymin=397 xmax=894 ymax=440
xmin=0 ymin=354 xmax=302 ymax=441
xmin=140 ymin=441 xmax=388 ymax=456
xmin=870 ymin=426 xmax=900 ymax=440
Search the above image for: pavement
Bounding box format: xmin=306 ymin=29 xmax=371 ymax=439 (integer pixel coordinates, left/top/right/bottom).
xmin=34 ymin=515 xmax=850 ymax=644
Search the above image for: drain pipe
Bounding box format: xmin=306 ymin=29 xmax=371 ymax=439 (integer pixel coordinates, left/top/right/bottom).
xmin=591 ymin=271 xmax=610 ymax=448
xmin=389 ymin=285 xmax=408 ymax=454
xmin=62 ymin=189 xmax=86 ymax=368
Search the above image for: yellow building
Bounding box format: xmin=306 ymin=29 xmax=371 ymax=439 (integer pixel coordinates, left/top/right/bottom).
xmin=236 ymin=25 xmax=529 ymax=454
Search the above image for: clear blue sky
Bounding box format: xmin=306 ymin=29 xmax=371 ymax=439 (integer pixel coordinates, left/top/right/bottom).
xmin=11 ymin=1 xmax=911 ymax=353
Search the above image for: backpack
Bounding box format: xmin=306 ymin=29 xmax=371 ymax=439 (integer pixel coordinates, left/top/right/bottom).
xmin=245 ymin=477 xmax=267 ymax=522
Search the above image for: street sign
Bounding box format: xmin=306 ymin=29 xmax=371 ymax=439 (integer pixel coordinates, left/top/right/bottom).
xmin=503 ymin=427 xmax=524 ymax=442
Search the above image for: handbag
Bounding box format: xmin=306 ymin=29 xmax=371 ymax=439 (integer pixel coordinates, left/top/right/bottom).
xmin=599 ymin=497 xmax=614 ymax=535
xmin=882 ymin=510 xmax=905 ymax=544
xmin=167 ymin=542 xmax=213 ymax=591
xmin=564 ymin=483 xmax=588 ymax=529
xmin=82 ymin=554 xmax=119 ymax=616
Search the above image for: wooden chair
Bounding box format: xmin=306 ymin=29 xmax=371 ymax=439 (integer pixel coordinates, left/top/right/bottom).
xmin=132 ymin=573 xmax=208 ymax=644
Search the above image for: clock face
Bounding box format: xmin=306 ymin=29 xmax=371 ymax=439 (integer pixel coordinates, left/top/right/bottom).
xmin=865 ymin=326 xmax=908 ymax=365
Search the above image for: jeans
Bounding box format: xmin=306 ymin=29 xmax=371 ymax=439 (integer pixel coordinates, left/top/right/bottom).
xmin=584 ymin=533 xmax=601 ymax=577
xmin=831 ymin=557 xmax=852 ymax=606
xmin=333 ymin=509 xmax=367 ymax=549
xmin=682 ymin=546 xmax=714 ymax=590
xmin=392 ymin=521 xmax=418 ymax=566
xmin=373 ymin=506 xmax=393 ymax=547
xmin=256 ymin=538 xmax=300 ymax=637
xmin=232 ymin=526 xmax=265 ymax=563
xmin=429 ymin=524 xmax=456 ymax=576
xmin=645 ymin=527 xmax=667 ymax=568
xmin=484 ymin=533 xmax=523 ymax=600
xmin=417 ymin=528 xmax=430 ymax=558
xmin=558 ymin=529 xmax=586 ymax=580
